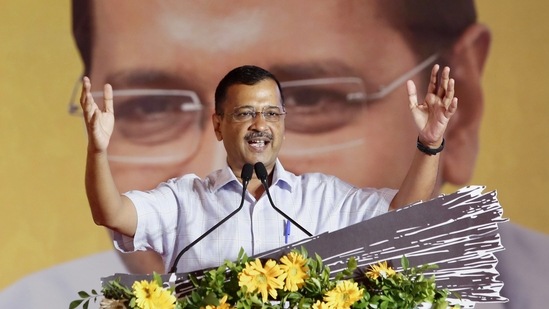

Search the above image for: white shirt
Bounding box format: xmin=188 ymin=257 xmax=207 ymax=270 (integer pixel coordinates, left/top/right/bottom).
xmin=115 ymin=160 xmax=396 ymax=273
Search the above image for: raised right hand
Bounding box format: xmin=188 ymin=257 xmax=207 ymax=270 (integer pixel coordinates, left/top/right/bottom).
xmin=79 ymin=76 xmax=115 ymax=153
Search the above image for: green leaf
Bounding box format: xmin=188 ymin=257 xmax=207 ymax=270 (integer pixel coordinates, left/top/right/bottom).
xmin=77 ymin=291 xmax=90 ymax=298
xmin=380 ymin=299 xmax=388 ymax=309
xmin=203 ymin=291 xmax=220 ymax=306
xmin=433 ymin=300 xmax=449 ymax=309
xmin=401 ymin=255 xmax=409 ymax=270
xmin=69 ymin=299 xmax=83 ymax=309
xmin=153 ymin=272 xmax=164 ymax=286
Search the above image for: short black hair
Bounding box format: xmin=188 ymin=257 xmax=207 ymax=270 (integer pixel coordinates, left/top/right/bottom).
xmin=214 ymin=65 xmax=284 ymax=114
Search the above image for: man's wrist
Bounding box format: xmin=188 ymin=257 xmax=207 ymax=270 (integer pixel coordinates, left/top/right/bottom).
xmin=416 ymin=137 xmax=445 ymax=155
xmin=87 ymin=146 xmax=109 ymax=158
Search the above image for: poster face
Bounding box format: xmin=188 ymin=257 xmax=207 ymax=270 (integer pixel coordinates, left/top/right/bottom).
xmin=1 ymin=1 xmax=548 ymax=308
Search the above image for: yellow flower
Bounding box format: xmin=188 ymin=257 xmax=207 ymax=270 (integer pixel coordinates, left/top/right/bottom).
xmin=201 ymin=295 xmax=231 ymax=309
xmin=365 ymin=261 xmax=396 ymax=280
xmin=238 ymin=258 xmax=286 ymax=302
xmin=279 ymin=252 xmax=309 ymax=291
xmin=132 ymin=279 xmax=176 ymax=309
xmin=324 ymin=280 xmax=363 ymax=309
xmin=312 ymin=300 xmax=330 ymax=309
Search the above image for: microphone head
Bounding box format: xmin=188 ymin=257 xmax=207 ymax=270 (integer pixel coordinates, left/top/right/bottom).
xmin=241 ymin=163 xmax=254 ymax=182
xmin=254 ymin=162 xmax=269 ymax=181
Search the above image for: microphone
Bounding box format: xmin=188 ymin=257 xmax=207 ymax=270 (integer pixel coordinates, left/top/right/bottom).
xmin=253 ymin=162 xmax=312 ymax=237
xmin=168 ymin=163 xmax=254 ymax=273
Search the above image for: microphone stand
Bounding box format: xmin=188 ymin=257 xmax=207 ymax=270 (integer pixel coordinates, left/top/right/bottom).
xmin=254 ymin=162 xmax=312 ymax=237
xmin=168 ymin=163 xmax=254 ymax=273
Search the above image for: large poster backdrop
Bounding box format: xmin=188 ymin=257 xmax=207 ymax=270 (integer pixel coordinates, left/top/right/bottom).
xmin=1 ymin=1 xmax=548 ymax=308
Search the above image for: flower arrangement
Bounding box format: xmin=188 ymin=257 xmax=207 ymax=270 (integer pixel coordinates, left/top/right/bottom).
xmin=71 ymin=248 xmax=461 ymax=309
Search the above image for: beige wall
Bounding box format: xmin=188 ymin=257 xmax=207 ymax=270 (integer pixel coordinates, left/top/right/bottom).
xmin=1 ymin=0 xmax=548 ymax=290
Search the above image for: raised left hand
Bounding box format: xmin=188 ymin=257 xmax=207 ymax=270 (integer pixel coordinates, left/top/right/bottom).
xmin=406 ymin=64 xmax=458 ymax=148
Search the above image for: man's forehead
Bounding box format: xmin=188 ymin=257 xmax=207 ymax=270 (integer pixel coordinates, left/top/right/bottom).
xmin=227 ymin=81 xmax=280 ymax=97
xmin=95 ymin=1 xmax=389 ymax=45
xmin=232 ymin=105 xmax=283 ymax=111
xmin=223 ymin=82 xmax=282 ymax=106
xmin=91 ymin=1 xmax=405 ymax=100
xmin=98 ymin=1 xmax=385 ymax=19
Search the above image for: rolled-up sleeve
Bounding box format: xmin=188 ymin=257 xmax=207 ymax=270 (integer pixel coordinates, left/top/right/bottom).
xmin=113 ymin=183 xmax=180 ymax=257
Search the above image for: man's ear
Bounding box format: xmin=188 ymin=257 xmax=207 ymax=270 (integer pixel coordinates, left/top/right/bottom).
xmin=212 ymin=113 xmax=223 ymax=141
xmin=441 ymin=23 xmax=491 ymax=186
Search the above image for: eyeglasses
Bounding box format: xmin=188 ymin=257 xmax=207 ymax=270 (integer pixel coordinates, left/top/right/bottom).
xmin=279 ymin=54 xmax=437 ymax=135
xmin=68 ymin=88 xmax=205 ymax=164
xmin=279 ymin=53 xmax=438 ymax=156
xmin=68 ymin=53 xmax=437 ymax=163
xmin=219 ymin=106 xmax=287 ymax=123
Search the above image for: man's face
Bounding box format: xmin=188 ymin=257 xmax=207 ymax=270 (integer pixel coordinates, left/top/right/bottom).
xmin=89 ymin=1 xmax=423 ymax=192
xmin=213 ymin=80 xmax=285 ymax=174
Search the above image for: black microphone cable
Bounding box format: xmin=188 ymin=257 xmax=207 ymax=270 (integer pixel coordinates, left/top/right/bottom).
xmin=168 ymin=163 xmax=254 ymax=273
xmin=253 ymin=162 xmax=312 ymax=237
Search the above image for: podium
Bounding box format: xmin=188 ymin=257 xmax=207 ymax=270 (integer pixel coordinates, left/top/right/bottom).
xmin=102 ymin=186 xmax=507 ymax=308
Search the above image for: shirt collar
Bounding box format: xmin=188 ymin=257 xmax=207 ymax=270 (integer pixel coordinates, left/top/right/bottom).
xmin=271 ymin=159 xmax=293 ymax=192
xmin=209 ymin=166 xmax=239 ymax=193
xmin=209 ymin=159 xmax=294 ymax=193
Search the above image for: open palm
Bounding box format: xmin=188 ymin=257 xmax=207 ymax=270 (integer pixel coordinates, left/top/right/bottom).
xmin=407 ymin=65 xmax=458 ymax=147
xmin=79 ymin=77 xmax=115 ymax=153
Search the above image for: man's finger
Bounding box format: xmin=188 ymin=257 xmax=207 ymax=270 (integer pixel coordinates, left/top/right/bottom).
xmin=443 ymin=78 xmax=456 ymax=108
xmin=447 ymin=97 xmax=458 ymax=115
xmin=437 ymin=66 xmax=451 ymax=98
xmin=103 ymin=83 xmax=114 ymax=114
xmin=80 ymin=76 xmax=91 ymax=108
xmin=80 ymin=77 xmax=97 ymax=123
xmin=406 ymin=80 xmax=419 ymax=109
xmin=427 ymin=64 xmax=439 ymax=95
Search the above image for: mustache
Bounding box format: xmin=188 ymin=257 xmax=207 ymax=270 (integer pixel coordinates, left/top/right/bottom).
xmin=244 ymin=131 xmax=273 ymax=141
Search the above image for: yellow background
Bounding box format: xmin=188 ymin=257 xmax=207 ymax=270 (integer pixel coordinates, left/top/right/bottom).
xmin=1 ymin=0 xmax=548 ymax=290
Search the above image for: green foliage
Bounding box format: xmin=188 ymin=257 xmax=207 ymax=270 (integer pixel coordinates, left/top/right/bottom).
xmin=177 ymin=250 xmax=460 ymax=309
xmin=69 ymin=289 xmax=100 ymax=309
xmin=360 ymin=256 xmax=456 ymax=309
xmin=71 ymin=250 xmax=461 ymax=309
